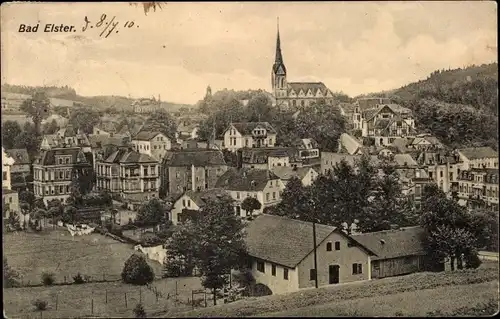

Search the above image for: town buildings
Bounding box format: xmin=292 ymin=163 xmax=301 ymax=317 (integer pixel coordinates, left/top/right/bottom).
xmin=215 ymin=168 xmax=285 ymax=217
xmin=40 ymin=125 xmax=91 ymax=152
xmin=238 ymin=147 xmax=301 ymax=170
xmin=169 ymin=188 xmax=228 ymax=225
xmin=32 ymin=146 xmax=93 ymax=205
xmin=244 ymin=214 xmax=376 ymax=294
xmin=271 ymin=23 xmax=335 ymax=110
xmin=271 ymin=166 xmax=318 ymax=187
xmin=224 ymin=122 xmax=277 ymax=152
xmin=4 ymin=148 xmax=31 ymax=191
xmin=161 ymin=149 xmax=228 ymax=196
xmin=132 ymin=96 xmax=162 ymax=114
xmin=2 ymin=148 xmax=20 ymax=220
xmin=132 ymin=131 xmax=172 ymax=162
xmin=457 ymin=168 xmax=499 ymax=211
xmin=457 ymin=147 xmax=498 ymax=170
xmin=96 ymin=148 xmax=160 ymax=210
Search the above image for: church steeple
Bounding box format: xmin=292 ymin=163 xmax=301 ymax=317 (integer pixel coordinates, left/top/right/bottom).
xmin=272 ymin=17 xmax=287 ymax=94
xmin=275 ymin=17 xmax=283 ymax=64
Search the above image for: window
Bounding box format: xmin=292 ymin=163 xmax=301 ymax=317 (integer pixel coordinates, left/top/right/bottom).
xmin=182 ymin=199 xmax=186 ymax=207
xmin=440 ymin=171 xmax=443 ymax=178
xmin=309 ymin=269 xmax=316 ymax=281
xmin=257 ymin=261 xmax=265 ymax=273
xmin=58 ymin=158 xmax=63 ymax=164
xmin=352 ymin=263 xmax=363 ymax=275
xmin=236 ymin=192 xmax=240 ymax=199
xmin=283 ymin=268 xmax=289 ymax=280
xmin=60 ymin=185 xmax=64 ymax=194
xmin=326 ymin=242 xmax=332 ymax=251
xmin=187 ymin=200 xmax=191 ymax=208
xmin=347 ymin=240 xmax=354 ymax=248
xmin=65 ymin=158 xmax=69 ymax=164
xmin=301 ymin=100 xmax=305 ymax=107
xmin=271 ymin=264 xmax=276 ymax=276
xmin=272 ymin=192 xmax=276 ymax=200
xmin=2 ymin=172 xmax=6 ymax=181
xmin=266 ymin=193 xmax=270 ymax=201
xmin=334 ymin=241 xmax=340 ymax=251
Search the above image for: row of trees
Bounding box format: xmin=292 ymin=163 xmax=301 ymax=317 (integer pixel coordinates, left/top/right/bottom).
xmin=266 ymin=156 xmax=417 ymax=233
xmin=164 ymin=196 xmax=247 ymax=305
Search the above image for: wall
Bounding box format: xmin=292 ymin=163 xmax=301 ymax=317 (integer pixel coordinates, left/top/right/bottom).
xmin=250 ymin=258 xmax=299 ymax=295
xmin=170 ymin=194 xmax=201 ymax=225
xmin=2 ymin=191 xmax=20 ymax=216
xmin=135 ymin=244 xmax=167 ymax=265
xmin=268 ymin=156 xmax=289 ymax=169
xmin=224 ymin=128 xmax=243 ymax=152
xmin=371 ymin=255 xmax=424 ymax=279
xmin=297 ymin=231 xmax=371 ymax=289
xmin=459 ymin=154 xmax=498 ymax=170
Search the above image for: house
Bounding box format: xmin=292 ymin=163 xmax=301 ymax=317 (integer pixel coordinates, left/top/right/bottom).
xmin=132 ymin=97 xmax=162 ymax=114
xmin=2 ymin=148 xmax=20 ymax=219
xmin=131 ymin=131 xmax=172 ymax=162
xmin=215 ymin=168 xmax=285 ymax=217
xmin=169 ymin=188 xmax=228 ymax=225
xmin=238 ymin=147 xmax=301 ymax=170
xmin=352 ymin=226 xmax=429 ymax=279
xmin=361 ymin=104 xmax=416 ymax=143
xmin=457 ymin=168 xmax=499 ymax=211
xmin=41 ymin=125 xmax=91 ymax=152
xmin=418 ymin=151 xmax=461 ymax=194
xmin=176 ymin=121 xmax=200 ymax=140
xmin=161 ymin=149 xmax=228 ymax=196
xmin=88 ymin=134 xmax=131 ymax=171
xmin=33 ymin=147 xmax=93 ymax=205
xmin=92 ymin=122 xmax=118 ymax=136
xmin=96 ymin=148 xmax=160 ymax=210
xmin=321 ymin=152 xmax=360 ymax=175
xmin=4 ymin=148 xmax=31 ymax=191
xmin=352 ymin=97 xmax=392 ymax=130
xmin=409 ymin=135 xmax=444 ymax=151
xmin=243 ymin=214 xmax=376 ymax=295
xmin=291 ymin=138 xmax=320 ymax=160
xmin=271 ymin=166 xmax=318 ymax=187
xmin=3 ymin=147 xmax=16 ymax=190
xmin=457 ymin=147 xmax=498 ymax=170
xmin=224 ymin=122 xmax=277 ymax=152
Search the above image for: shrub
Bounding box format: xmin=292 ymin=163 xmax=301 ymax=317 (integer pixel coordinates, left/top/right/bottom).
xmin=133 ymin=303 xmax=147 ymax=318
xmin=232 ymin=269 xmax=255 ymax=289
xmin=3 ymin=257 xmax=20 ymax=288
xmin=41 ymin=272 xmax=55 ymax=286
xmin=73 ymin=273 xmax=86 ymax=284
xmin=121 ymin=254 xmax=155 ymax=285
xmin=249 ymin=283 xmax=272 ymax=297
xmin=465 ymin=252 xmax=482 ymax=269
xmin=32 ymin=299 xmax=48 ymax=311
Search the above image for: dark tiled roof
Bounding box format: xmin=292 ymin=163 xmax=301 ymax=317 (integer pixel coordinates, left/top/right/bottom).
xmin=133 ymin=131 xmax=165 ymax=141
xmin=34 ymin=147 xmax=90 ymax=166
xmin=362 ymin=108 xmax=379 ymax=121
xmin=215 ymin=168 xmax=279 ymax=191
xmin=104 ymin=149 xmax=157 ymax=164
xmin=352 ymin=226 xmax=425 ymax=261
xmin=183 ymin=188 xmax=229 ymax=207
xmin=271 ymin=166 xmax=313 ymax=181
xmin=338 ymin=102 xmax=356 ymax=114
xmin=374 ymin=119 xmax=391 ymax=130
xmin=163 ymin=149 xmax=226 ymax=167
xmin=5 ymin=148 xmax=30 ymax=165
xmin=241 ymin=147 xmax=300 ymax=164
xmin=458 ymin=147 xmax=498 ymax=160
xmin=88 ymin=134 xmax=129 ymax=148
xmin=287 ymin=82 xmax=331 ymax=96
xmin=96 ymin=122 xmax=118 ymax=133
xmin=229 ymin=122 xmax=277 ymax=135
xmin=245 ymin=214 xmax=375 ymax=268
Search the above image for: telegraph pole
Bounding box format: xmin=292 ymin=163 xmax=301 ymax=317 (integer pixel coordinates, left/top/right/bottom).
xmin=312 ymin=220 xmax=318 ymax=288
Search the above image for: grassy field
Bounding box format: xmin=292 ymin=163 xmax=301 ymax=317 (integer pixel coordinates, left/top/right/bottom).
xmin=1 ymin=114 xmax=32 ymax=126
xmin=4 ymin=276 xmax=203 ymax=319
xmin=170 ymin=262 xmax=499 ymax=318
xmin=3 ymin=228 xmax=164 ymax=285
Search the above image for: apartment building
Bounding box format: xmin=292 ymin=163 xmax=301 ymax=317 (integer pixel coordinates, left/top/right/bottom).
xmin=4 ymin=148 xmax=31 ymax=191
xmin=457 ymin=147 xmax=498 ymax=170
xmin=131 ymin=131 xmax=172 ymax=161
xmin=96 ymin=148 xmax=160 ymax=210
xmin=224 ymin=122 xmax=277 ymax=152
xmin=457 ymin=168 xmax=499 ymax=211
xmin=161 ymin=149 xmax=228 ymax=196
xmin=33 ymin=147 xmax=93 ymax=205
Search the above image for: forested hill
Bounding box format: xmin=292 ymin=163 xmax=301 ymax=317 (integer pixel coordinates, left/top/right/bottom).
xmin=1 ymin=84 xmax=192 ymax=111
xmin=375 ymin=63 xmax=498 ymax=150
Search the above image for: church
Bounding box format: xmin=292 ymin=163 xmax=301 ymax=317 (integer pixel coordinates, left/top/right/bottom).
xmin=271 ymin=21 xmax=336 ymax=110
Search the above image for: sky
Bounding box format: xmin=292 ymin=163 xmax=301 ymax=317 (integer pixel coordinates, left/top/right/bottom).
xmin=1 ymin=1 xmax=497 ymax=104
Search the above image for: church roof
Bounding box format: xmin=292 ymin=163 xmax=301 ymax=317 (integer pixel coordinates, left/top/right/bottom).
xmin=287 ymin=82 xmax=331 ymax=96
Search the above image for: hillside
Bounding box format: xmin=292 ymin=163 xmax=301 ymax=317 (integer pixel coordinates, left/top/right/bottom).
xmin=365 ymin=63 xmax=499 ymax=150
xmin=1 ymin=84 xmax=192 ymax=112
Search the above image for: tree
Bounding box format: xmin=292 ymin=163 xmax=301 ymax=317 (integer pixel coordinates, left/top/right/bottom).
xmin=62 ymin=205 xmax=78 ymax=224
xmin=142 ymin=109 xmax=177 ymax=140
xmin=14 ymin=123 xmax=41 ymax=159
xmin=42 ymin=119 xmax=59 ymax=134
xmin=121 ymin=254 xmax=155 ymax=285
xmin=133 ymin=303 xmax=147 ymax=318
xmin=136 ymin=198 xmax=168 ymax=227
xmin=19 ymin=91 xmax=50 ymax=135
xmin=195 ymin=197 xmax=247 ymax=305
xmin=1 ymin=120 xmax=22 ymax=149
xmin=69 ymin=106 xmax=100 ymax=134
xmin=47 ymin=199 xmax=64 ymax=225
xmin=241 ymin=197 xmax=262 ymax=218
xmin=164 ymin=220 xmax=199 ymax=277
xmin=19 ymin=190 xmax=36 ymax=211
xmin=7 ymin=213 xmax=21 ymax=231
xmin=267 ymin=176 xmax=313 ymax=221
xmin=3 ymin=257 xmax=20 ymax=288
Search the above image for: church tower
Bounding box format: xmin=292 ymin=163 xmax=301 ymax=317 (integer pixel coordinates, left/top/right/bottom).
xmin=272 ymin=18 xmax=287 ymax=99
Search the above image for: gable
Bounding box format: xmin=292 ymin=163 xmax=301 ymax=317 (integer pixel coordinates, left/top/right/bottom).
xmin=306 ymin=89 xmax=314 ymax=97
xmin=298 ymin=90 xmax=306 ymax=97
xmin=276 ymin=65 xmax=286 ymax=75
xmin=289 ymin=89 xmax=297 ymax=97
xmin=315 ymin=90 xmax=323 ymax=98
xmin=378 ymin=105 xmax=395 ymax=115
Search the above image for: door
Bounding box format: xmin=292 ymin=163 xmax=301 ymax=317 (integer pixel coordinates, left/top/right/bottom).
xmin=329 ymin=265 xmax=340 ymax=284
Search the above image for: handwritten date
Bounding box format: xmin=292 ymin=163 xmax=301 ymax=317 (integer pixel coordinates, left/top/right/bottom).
xmin=82 ymin=14 xmax=138 ymax=38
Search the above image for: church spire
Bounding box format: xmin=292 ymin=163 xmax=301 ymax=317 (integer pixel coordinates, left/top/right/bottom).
xmin=275 ymin=17 xmax=283 ymax=64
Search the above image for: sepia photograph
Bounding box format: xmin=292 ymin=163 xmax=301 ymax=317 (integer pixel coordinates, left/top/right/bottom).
xmin=1 ymin=1 xmax=498 ymax=317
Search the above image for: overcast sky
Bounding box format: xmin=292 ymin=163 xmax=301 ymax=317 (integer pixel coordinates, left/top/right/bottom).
xmin=1 ymin=2 xmax=497 ymax=104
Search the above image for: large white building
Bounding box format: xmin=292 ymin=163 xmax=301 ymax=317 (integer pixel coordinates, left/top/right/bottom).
xmin=223 ymin=122 xmax=277 ymax=152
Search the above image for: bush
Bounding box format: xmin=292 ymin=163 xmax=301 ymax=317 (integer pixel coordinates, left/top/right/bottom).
xmin=133 ymin=303 xmax=147 ymax=318
xmin=464 ymin=252 xmax=482 ymax=269
xmin=248 ymin=283 xmax=272 ymax=297
xmin=41 ymin=272 xmax=55 ymax=286
xmin=73 ymin=273 xmax=86 ymax=284
xmin=232 ymin=269 xmax=255 ymax=289
xmin=32 ymin=299 xmax=48 ymax=311
xmin=121 ymin=254 xmax=155 ymax=285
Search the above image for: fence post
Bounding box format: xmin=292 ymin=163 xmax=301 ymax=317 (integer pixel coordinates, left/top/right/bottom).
xmin=204 ymin=291 xmax=207 ymax=308
xmin=124 ymin=292 xmax=128 ymax=308
xmin=191 ymin=290 xmax=194 ymax=309
xmin=140 ymin=287 xmax=142 ymax=303
xmin=91 ymin=298 xmax=94 ymax=315
xmin=56 ymin=294 xmax=58 ymax=310
xmin=175 ymin=281 xmax=178 ymax=301
xmin=105 ymin=290 xmax=108 ymax=304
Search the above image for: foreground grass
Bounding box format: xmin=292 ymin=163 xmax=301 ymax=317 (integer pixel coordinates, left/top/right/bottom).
xmin=258 ymin=281 xmax=498 ymax=317
xmin=4 ymin=277 xmax=203 ymax=318
xmin=170 ymin=262 xmax=499 ymax=318
xmin=3 ymin=229 xmax=164 ymax=285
